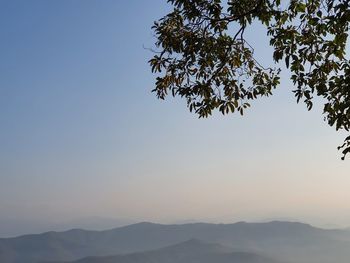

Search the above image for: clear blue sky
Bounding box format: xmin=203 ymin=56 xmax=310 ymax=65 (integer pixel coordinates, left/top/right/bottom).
xmin=1 ymin=0 xmax=350 ymax=237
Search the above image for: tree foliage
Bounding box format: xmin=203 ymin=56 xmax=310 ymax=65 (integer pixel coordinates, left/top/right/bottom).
xmin=149 ymin=0 xmax=350 ymax=159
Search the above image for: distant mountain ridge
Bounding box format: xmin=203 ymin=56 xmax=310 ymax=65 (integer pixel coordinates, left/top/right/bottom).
xmin=46 ymin=239 xmax=284 ymax=263
xmin=0 ymin=221 xmax=350 ymax=263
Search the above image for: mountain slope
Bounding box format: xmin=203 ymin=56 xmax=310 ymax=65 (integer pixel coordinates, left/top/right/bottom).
xmin=49 ymin=239 xmax=283 ymax=263
xmin=1 ymin=221 xmax=350 ymax=263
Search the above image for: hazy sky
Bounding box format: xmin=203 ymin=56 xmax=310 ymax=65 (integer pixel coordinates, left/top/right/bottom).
xmin=1 ymin=0 xmax=350 ymax=237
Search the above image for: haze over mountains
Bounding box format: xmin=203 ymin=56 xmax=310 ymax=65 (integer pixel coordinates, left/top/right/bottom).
xmin=48 ymin=239 xmax=283 ymax=263
xmin=1 ymin=221 xmax=350 ymax=263
xmin=0 ymin=217 xmax=134 ymax=238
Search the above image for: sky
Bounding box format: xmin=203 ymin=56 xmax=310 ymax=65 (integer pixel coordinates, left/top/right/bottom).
xmin=1 ymin=0 xmax=350 ymax=237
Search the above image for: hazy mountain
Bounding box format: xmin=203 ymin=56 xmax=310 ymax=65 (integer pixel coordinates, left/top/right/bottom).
xmin=48 ymin=239 xmax=283 ymax=263
xmin=0 ymin=217 xmax=133 ymax=238
xmin=1 ymin=221 xmax=350 ymax=263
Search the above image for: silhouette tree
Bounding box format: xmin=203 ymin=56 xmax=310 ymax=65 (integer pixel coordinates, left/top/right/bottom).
xmin=149 ymin=0 xmax=350 ymax=159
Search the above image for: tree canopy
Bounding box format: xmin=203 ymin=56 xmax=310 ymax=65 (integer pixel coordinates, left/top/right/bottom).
xmin=149 ymin=0 xmax=350 ymax=159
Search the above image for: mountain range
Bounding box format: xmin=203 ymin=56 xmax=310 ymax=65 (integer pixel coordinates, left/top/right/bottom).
xmin=47 ymin=239 xmax=283 ymax=263
xmin=1 ymin=221 xmax=350 ymax=263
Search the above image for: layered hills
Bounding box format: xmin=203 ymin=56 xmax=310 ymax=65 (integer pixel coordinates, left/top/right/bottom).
xmin=0 ymin=221 xmax=349 ymax=263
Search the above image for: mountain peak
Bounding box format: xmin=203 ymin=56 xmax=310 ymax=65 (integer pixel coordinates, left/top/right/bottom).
xmin=159 ymin=238 xmax=234 ymax=255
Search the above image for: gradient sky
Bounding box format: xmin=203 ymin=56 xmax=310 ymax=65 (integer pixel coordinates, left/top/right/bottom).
xmin=1 ymin=0 xmax=350 ymax=237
